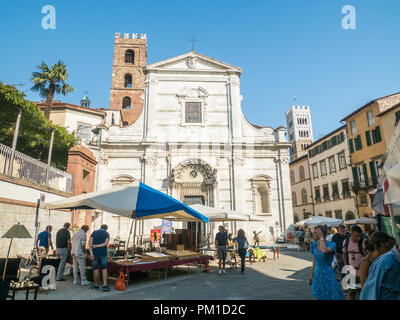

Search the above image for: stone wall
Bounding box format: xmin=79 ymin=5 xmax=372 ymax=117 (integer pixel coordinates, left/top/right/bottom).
xmin=0 ymin=177 xmax=70 ymax=258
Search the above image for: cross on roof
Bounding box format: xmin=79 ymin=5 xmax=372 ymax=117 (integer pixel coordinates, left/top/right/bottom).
xmin=188 ymin=36 xmax=197 ymax=51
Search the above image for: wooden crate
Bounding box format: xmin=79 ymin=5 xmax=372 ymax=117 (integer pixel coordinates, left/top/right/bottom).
xmin=166 ymin=250 xmax=201 ymax=260
xmin=141 ymin=252 xmax=171 ymax=262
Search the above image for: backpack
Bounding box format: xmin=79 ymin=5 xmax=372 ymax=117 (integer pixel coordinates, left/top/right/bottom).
xmin=344 ymin=235 xmax=365 ymax=262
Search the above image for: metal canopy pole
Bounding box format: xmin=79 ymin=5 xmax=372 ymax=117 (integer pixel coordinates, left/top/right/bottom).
xmin=195 ymin=222 xmax=198 ymax=252
xmin=124 ymin=218 xmax=137 ymax=259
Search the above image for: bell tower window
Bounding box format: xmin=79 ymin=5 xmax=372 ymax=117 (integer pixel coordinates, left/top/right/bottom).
xmin=124 ymin=74 xmax=132 ymax=88
xmin=122 ymin=96 xmax=131 ymax=109
xmin=125 ymin=49 xmax=135 ymax=64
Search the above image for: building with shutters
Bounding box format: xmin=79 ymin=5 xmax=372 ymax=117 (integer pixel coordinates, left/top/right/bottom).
xmin=341 ymin=92 xmax=400 ymax=218
xmin=289 ymin=154 xmax=314 ymax=222
xmin=306 ymin=126 xmax=358 ymax=221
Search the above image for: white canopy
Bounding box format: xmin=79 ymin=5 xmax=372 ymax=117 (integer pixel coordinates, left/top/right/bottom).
xmin=344 ymin=217 xmax=377 ymax=225
xmin=385 ymin=162 xmax=400 ymax=205
xmin=163 ymin=204 xmax=249 ymax=222
xmin=297 ymin=216 xmax=344 ymax=227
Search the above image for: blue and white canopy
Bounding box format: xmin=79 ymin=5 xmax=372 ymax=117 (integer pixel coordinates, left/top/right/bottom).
xmin=46 ymin=182 xmax=208 ymax=223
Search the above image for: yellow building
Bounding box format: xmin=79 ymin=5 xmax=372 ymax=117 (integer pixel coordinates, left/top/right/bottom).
xmin=341 ymin=92 xmax=400 ymax=218
xmin=289 ymin=155 xmax=314 ymax=222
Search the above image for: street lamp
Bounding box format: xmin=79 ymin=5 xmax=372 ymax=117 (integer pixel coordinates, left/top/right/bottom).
xmin=7 ymin=106 xmax=23 ymax=176
xmin=45 ymin=128 xmax=55 ymax=186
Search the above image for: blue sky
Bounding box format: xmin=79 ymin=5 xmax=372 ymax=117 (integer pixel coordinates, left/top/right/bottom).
xmin=1 ymin=0 xmax=399 ymax=138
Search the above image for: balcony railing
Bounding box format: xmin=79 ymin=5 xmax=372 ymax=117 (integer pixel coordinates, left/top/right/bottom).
xmin=350 ymin=177 xmax=380 ymax=192
xmin=0 ymin=143 xmax=72 ymax=193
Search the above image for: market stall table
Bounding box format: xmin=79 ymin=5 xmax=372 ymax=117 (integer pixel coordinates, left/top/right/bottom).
xmin=8 ymin=282 xmax=39 ymax=300
xmin=84 ymin=255 xmax=213 ymax=288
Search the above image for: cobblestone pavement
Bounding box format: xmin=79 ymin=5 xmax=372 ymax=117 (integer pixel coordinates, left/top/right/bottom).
xmin=100 ymin=249 xmax=313 ymax=300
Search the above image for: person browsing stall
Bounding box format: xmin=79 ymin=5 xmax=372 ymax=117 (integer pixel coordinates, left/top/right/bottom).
xmin=89 ymin=224 xmax=111 ymax=292
xmin=71 ymin=225 xmax=92 ymax=286
xmin=36 ymin=225 xmax=54 ymax=254
xmin=56 ymin=223 xmax=71 ymax=281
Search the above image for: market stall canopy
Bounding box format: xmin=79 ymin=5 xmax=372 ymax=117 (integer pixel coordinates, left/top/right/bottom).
xmin=344 ymin=217 xmax=377 ymax=225
xmin=248 ymin=215 xmax=269 ymax=222
xmin=162 ymin=204 xmax=249 ymax=222
xmin=297 ymin=216 xmax=343 ymax=227
xmin=384 ymin=162 xmax=400 ymax=205
xmin=45 ymin=182 xmax=208 ymax=223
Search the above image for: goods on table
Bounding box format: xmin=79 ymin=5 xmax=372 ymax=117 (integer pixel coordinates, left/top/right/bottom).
xmin=166 ymin=250 xmax=201 ymax=260
xmin=141 ymin=252 xmax=171 ymax=262
xmin=114 ymin=259 xmax=140 ymax=266
xmin=10 ymin=280 xmax=36 ymax=288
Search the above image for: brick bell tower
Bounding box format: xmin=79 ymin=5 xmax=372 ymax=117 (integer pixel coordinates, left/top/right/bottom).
xmin=109 ymin=33 xmax=147 ymax=126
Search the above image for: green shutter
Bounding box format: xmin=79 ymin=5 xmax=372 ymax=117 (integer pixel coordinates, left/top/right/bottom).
xmin=369 ymin=161 xmax=377 ymax=186
xmin=365 ymin=130 xmax=371 ymax=146
xmin=375 ymin=126 xmax=382 ymax=143
xmin=395 ymin=110 xmax=400 ymax=125
xmin=349 ymin=138 xmax=354 ymax=153
xmin=357 ymin=135 xmax=363 ymax=150
xmin=363 ymin=163 xmax=368 ymax=187
xmin=352 ymin=167 xmax=358 ymax=184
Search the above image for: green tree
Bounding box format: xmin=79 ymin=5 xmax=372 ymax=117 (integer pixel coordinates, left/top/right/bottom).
xmin=0 ymin=82 xmax=76 ymax=170
xmin=31 ymin=60 xmax=74 ymax=120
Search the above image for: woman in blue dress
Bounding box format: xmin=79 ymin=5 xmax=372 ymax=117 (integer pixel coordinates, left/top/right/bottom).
xmin=308 ymin=225 xmax=344 ymax=300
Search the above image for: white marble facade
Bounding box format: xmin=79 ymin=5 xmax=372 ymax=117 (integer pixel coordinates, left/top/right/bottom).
xmin=90 ymin=51 xmax=292 ymax=245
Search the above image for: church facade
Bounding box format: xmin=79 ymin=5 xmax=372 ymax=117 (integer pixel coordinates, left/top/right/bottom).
xmin=89 ymin=33 xmax=293 ymax=244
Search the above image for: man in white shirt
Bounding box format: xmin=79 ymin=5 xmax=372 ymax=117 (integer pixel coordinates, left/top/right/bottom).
xmin=71 ymin=225 xmax=91 ymax=285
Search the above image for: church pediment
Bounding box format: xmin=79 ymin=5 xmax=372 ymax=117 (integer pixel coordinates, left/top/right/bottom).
xmin=144 ymin=51 xmax=242 ymax=74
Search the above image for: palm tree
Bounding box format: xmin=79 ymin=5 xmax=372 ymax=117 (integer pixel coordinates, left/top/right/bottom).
xmin=31 ymin=60 xmax=74 ymax=120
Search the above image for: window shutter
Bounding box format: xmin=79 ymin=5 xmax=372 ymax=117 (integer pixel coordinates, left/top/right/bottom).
xmin=395 ymin=110 xmax=400 ymax=125
xmin=375 ymin=126 xmax=382 ymax=143
xmin=363 ymin=163 xmax=368 ymax=187
xmin=349 ymin=139 xmax=354 ymax=153
xmin=365 ymin=130 xmax=371 ymax=146
xmin=369 ymin=161 xmax=377 ymax=186
xmin=356 ymin=135 xmax=362 ymax=150
xmin=352 ymin=167 xmax=358 ymax=183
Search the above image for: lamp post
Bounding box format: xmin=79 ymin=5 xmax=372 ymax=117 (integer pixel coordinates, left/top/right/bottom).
xmin=8 ymin=106 xmax=23 ymax=176
xmin=45 ymin=128 xmax=55 ymax=186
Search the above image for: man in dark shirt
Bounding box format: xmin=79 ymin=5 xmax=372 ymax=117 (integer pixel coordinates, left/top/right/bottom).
xmin=331 ymin=224 xmax=347 ymax=281
xmin=89 ymin=224 xmax=110 ymax=292
xmin=215 ymin=225 xmax=228 ymax=275
xmin=55 ymin=223 xmax=71 ymax=281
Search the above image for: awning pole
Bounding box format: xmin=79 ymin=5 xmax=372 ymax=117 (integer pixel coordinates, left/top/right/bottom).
xmin=195 ymin=222 xmax=198 ymax=252
xmin=124 ymin=218 xmax=136 ymax=260
xmin=389 ymin=204 xmax=400 ymax=244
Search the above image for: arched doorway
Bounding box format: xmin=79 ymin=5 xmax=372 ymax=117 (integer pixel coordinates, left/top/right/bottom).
xmin=170 ymin=159 xmax=217 ymax=244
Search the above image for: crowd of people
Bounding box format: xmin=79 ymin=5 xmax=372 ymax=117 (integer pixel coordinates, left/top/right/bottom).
xmin=307 ymin=224 xmax=400 ymax=300
xmin=35 ymin=223 xmax=112 ymax=292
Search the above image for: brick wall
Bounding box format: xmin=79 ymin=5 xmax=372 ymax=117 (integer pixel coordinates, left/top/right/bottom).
xmin=109 ymin=33 xmax=147 ymax=125
xmin=66 ymin=145 xmax=97 ymax=233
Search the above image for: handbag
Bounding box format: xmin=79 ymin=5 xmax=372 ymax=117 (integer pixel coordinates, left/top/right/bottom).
xmin=115 ymin=272 xmax=126 ymax=291
xmin=243 ymin=239 xmax=249 ymax=249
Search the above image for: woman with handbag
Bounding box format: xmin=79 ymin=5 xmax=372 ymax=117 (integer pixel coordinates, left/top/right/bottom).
xmin=234 ymin=229 xmax=249 ymax=274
